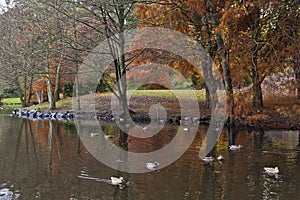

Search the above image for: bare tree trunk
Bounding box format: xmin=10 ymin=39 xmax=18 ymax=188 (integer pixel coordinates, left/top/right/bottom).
xmin=54 ymin=59 xmax=62 ymax=102
xmin=114 ymin=4 xmax=130 ymax=119
xmin=13 ymin=69 xmax=27 ymax=107
xmin=45 ymin=45 xmax=56 ymax=110
xmin=15 ymin=76 xmax=26 ymax=108
xmin=46 ymin=71 xmax=56 ymax=110
xmin=36 ymin=90 xmax=41 ymax=104
xmin=27 ymin=73 xmax=34 ymax=104
xmin=74 ymin=72 xmax=80 ymax=110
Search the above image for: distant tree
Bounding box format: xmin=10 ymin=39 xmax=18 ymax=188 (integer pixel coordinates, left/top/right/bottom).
xmin=227 ymin=0 xmax=300 ymax=106
xmin=58 ymin=0 xmax=139 ymax=118
xmin=0 ymin=3 xmax=36 ymax=107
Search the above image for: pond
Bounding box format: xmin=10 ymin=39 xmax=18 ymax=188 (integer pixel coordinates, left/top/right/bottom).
xmin=0 ymin=108 xmax=299 ymax=199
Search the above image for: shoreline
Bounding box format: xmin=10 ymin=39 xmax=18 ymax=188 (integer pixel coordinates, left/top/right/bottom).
xmin=8 ymin=107 xmax=300 ymax=131
xmin=5 ymin=94 xmax=300 ymax=130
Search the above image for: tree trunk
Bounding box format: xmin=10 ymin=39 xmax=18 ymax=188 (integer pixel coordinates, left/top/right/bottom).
xmin=72 ymin=7 xmax=80 ymax=110
xmin=45 ymin=46 xmax=56 ymax=110
xmin=14 ymin=72 xmax=26 ymax=107
xmin=27 ymin=73 xmax=34 ymax=104
xmin=36 ymin=90 xmax=41 ymax=104
xmin=74 ymin=72 xmax=81 ymax=110
xmin=295 ymin=66 xmax=300 ymax=100
xmin=252 ymin=74 xmax=263 ymax=107
xmin=46 ymin=71 xmax=56 ymax=110
xmin=54 ymin=63 xmax=61 ymax=102
xmin=115 ymin=4 xmax=130 ymax=119
xmin=211 ymin=7 xmax=234 ymax=123
xmin=198 ymin=16 xmax=218 ymax=108
xmin=250 ymin=7 xmax=263 ymax=107
xmin=217 ymin=37 xmax=234 ymax=121
xmin=41 ymin=90 xmax=44 ymax=104
xmin=251 ymin=55 xmax=263 ymax=107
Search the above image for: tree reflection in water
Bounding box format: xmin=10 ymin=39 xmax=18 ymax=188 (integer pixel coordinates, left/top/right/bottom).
xmin=0 ymin=114 xmax=299 ymax=199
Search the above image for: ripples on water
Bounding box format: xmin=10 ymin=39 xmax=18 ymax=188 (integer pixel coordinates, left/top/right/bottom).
xmin=0 ymin=109 xmax=299 ymax=199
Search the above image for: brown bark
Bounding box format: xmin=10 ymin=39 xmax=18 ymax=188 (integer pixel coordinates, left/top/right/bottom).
xmin=295 ymin=66 xmax=300 ymax=100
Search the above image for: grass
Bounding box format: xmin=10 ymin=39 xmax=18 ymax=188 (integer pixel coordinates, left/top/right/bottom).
xmin=27 ymin=98 xmax=73 ymax=110
xmin=15 ymin=90 xmax=206 ymax=111
xmin=2 ymin=97 xmax=21 ymax=104
xmin=127 ymin=89 xmax=205 ymax=100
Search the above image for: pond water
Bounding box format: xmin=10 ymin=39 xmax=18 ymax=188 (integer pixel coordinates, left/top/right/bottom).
xmin=0 ymin=108 xmax=299 ymax=199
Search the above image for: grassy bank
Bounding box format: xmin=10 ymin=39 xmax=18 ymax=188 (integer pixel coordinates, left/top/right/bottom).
xmin=1 ymin=97 xmax=21 ymax=104
xmin=8 ymin=90 xmax=300 ymax=129
xmin=24 ymin=90 xmax=206 ymax=112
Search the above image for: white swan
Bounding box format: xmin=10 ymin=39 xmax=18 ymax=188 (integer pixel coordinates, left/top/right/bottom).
xmin=229 ymin=145 xmax=242 ymax=150
xmin=264 ymin=167 xmax=279 ymax=174
xmin=201 ymin=156 xmax=214 ymax=163
xmin=146 ymin=162 xmax=159 ymax=171
xmin=110 ymin=177 xmax=124 ymax=185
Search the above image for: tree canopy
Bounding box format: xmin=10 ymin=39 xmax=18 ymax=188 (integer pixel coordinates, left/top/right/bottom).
xmin=0 ymin=0 xmax=299 ymax=121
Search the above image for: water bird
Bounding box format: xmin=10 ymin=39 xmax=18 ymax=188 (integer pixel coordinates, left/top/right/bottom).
xmin=201 ymin=156 xmax=214 ymax=163
xmin=110 ymin=177 xmax=124 ymax=186
xmin=104 ymin=135 xmax=113 ymax=139
xmin=90 ymin=133 xmax=99 ymax=137
xmin=229 ymin=144 xmax=242 ymax=150
xmin=217 ymin=155 xmax=224 ymax=161
xmin=183 ymin=128 xmax=189 ymax=132
xmin=159 ymin=119 xmax=165 ymax=123
xmin=264 ymin=167 xmax=279 ymax=174
xmin=146 ymin=162 xmax=159 ymax=171
xmin=183 ymin=117 xmax=190 ymax=121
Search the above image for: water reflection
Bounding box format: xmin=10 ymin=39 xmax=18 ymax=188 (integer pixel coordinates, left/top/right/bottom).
xmin=0 ymin=112 xmax=299 ymax=199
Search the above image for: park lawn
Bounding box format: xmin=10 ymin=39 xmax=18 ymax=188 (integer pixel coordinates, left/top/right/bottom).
xmin=2 ymin=97 xmax=21 ymax=104
xmin=127 ymin=89 xmax=206 ymax=100
xmin=94 ymin=89 xmax=206 ymax=100
xmin=27 ymin=98 xmax=73 ymax=111
xmin=25 ymin=90 xmax=206 ymax=112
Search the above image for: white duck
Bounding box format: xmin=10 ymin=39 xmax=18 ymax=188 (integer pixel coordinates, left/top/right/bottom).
xmin=90 ymin=133 xmax=99 ymax=137
xmin=104 ymin=135 xmax=113 ymax=139
xmin=229 ymin=144 xmax=242 ymax=150
xmin=142 ymin=127 xmax=149 ymax=132
xmin=217 ymin=155 xmax=224 ymax=161
xmin=110 ymin=177 xmax=124 ymax=186
xmin=264 ymin=167 xmax=279 ymax=174
xmin=183 ymin=127 xmax=189 ymax=132
xmin=146 ymin=162 xmax=159 ymax=171
xmin=201 ymin=156 xmax=214 ymax=163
